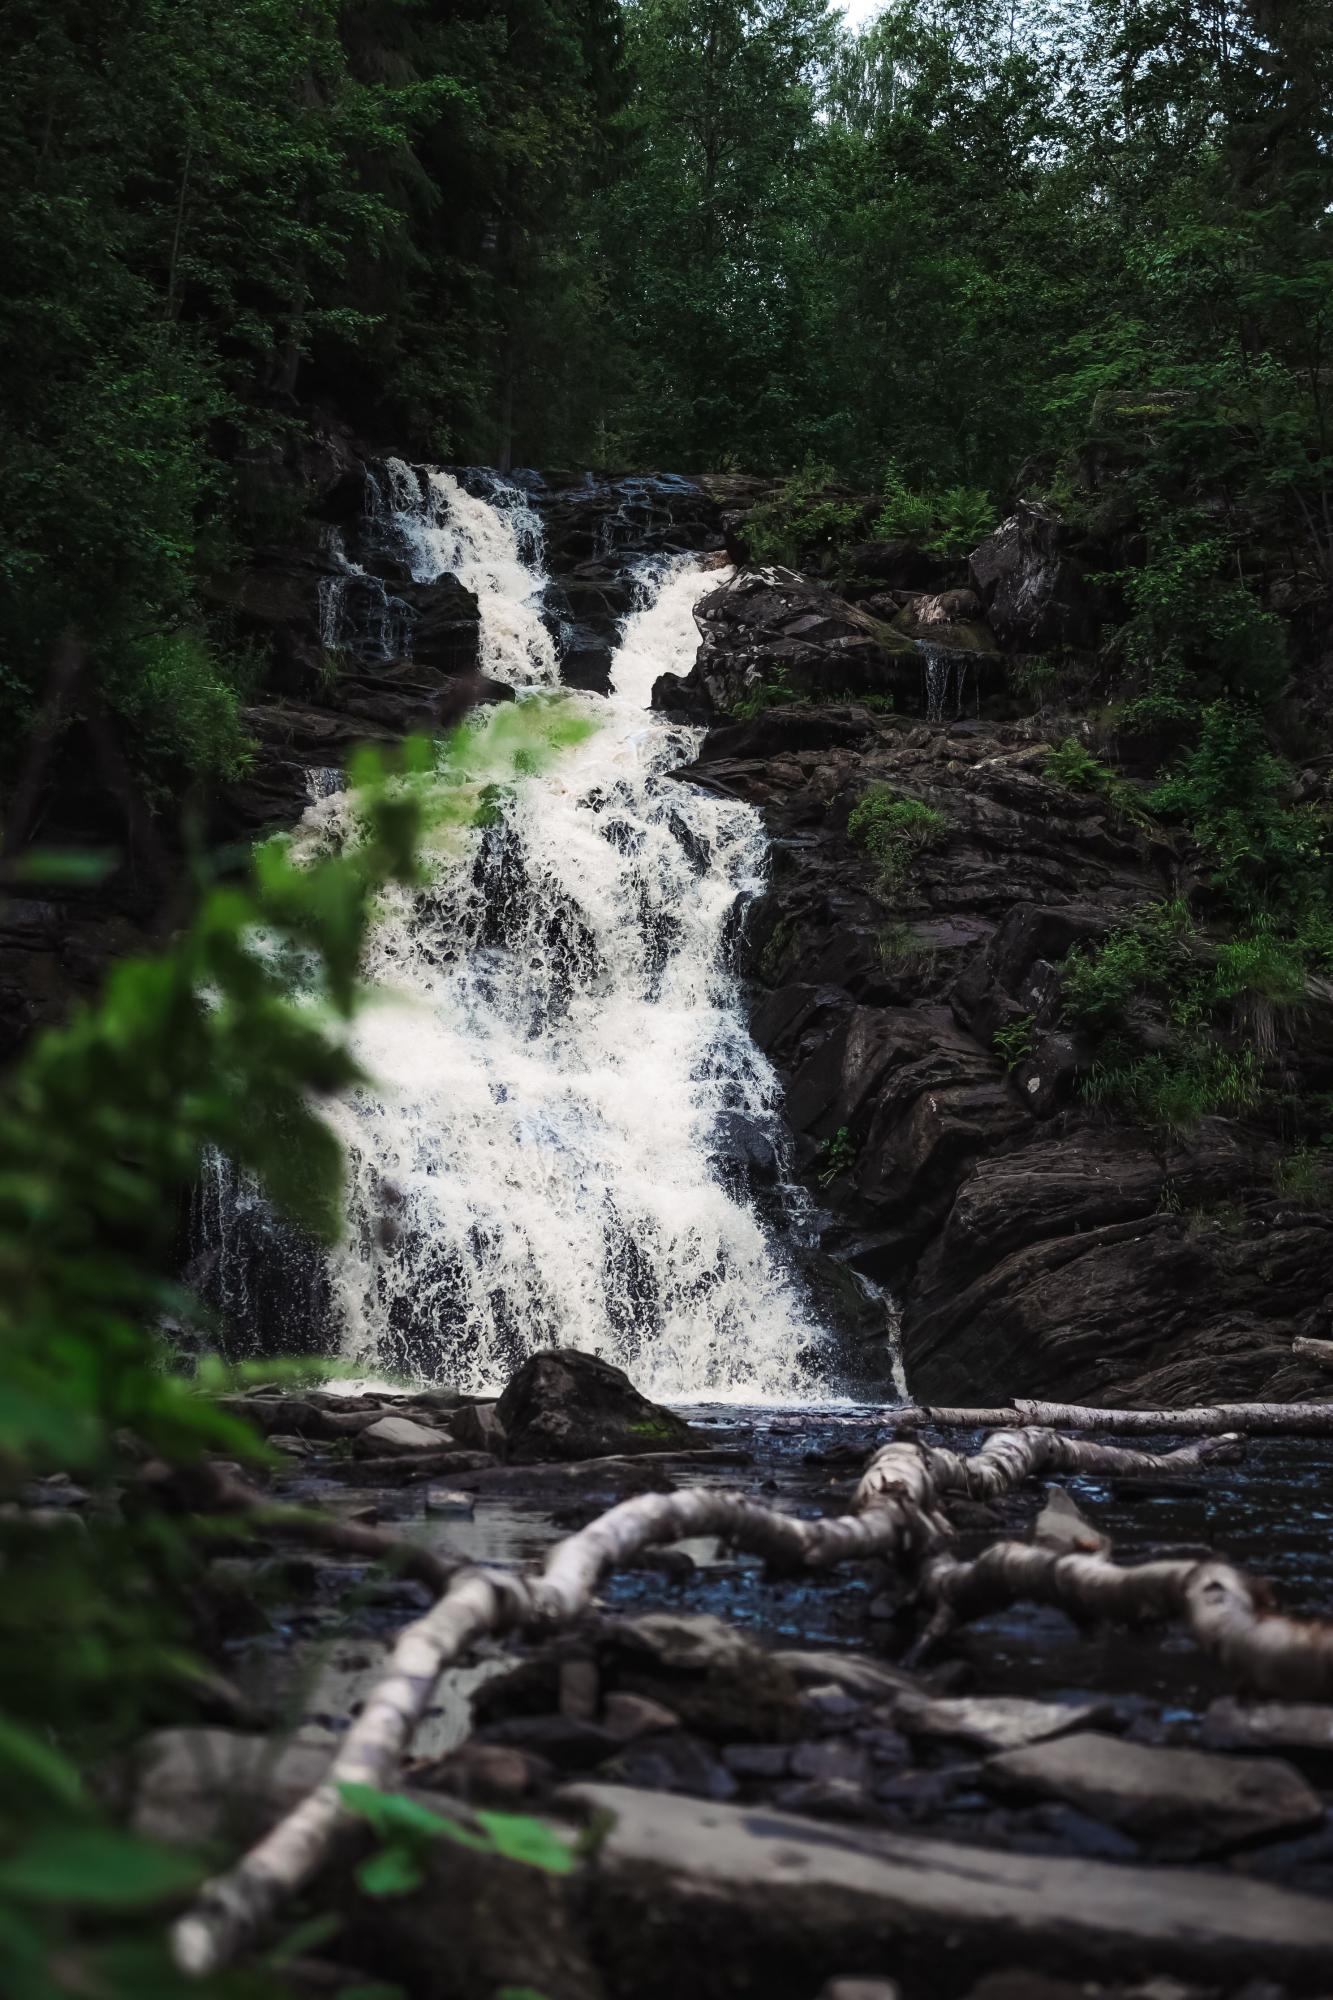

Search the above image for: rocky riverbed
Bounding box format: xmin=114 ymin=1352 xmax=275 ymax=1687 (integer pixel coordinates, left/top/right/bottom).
xmin=116 ymin=1356 xmax=1333 ymax=1998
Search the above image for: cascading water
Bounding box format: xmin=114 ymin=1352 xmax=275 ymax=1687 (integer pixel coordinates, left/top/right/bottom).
xmin=920 ymin=641 xmax=973 ymax=724
xmin=198 ymin=468 xmax=845 ymax=1401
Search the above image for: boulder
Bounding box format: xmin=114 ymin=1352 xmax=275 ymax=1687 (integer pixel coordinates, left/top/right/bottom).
xmin=495 ymin=1349 xmax=693 ymax=1462
xmin=968 ymin=503 xmax=1098 ymax=651
xmin=662 ymin=571 xmax=918 ymax=717
xmin=561 ymin=1781 xmax=1333 ymax=1994
xmin=354 ymin=1414 xmax=454 ymax=1456
xmin=984 ymin=1732 xmax=1324 ymax=1858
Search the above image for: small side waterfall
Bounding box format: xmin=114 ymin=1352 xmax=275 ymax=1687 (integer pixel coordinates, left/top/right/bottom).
xmin=197 ymin=469 xmax=841 ymax=1402
xmin=920 ymin=642 xmax=974 ymax=724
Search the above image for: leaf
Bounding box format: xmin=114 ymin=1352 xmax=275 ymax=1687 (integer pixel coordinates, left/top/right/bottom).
xmin=0 ymin=1828 xmax=202 ymax=1908
xmin=0 ymin=1717 xmax=84 ymax=1806
xmin=476 ymin=1812 xmax=576 ymax=1876
xmin=355 ymin=1843 xmax=423 ymax=1899
xmin=266 ymin=1910 xmax=344 ymax=1965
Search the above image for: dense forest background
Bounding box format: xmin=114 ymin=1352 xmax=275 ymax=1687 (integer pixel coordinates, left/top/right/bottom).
xmin=3 ymin=0 xmax=1331 ymax=790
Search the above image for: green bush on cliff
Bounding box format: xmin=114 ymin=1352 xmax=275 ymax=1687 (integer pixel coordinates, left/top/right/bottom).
xmin=744 ymin=464 xmax=863 ymax=568
xmin=847 ymin=785 xmax=948 ymax=892
xmin=874 ymin=468 xmax=995 ymax=559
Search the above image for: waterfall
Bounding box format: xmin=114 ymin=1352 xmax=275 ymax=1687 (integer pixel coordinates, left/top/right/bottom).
xmin=199 ymin=469 xmax=839 ymax=1403
xmin=920 ymin=642 xmax=972 ymax=724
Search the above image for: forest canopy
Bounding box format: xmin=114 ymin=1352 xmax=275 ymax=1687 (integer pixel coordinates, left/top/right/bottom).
xmin=0 ymin=0 xmax=1330 ymax=775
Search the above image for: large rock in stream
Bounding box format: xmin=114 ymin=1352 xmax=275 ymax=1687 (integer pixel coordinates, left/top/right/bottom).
xmin=496 ymin=1349 xmax=694 ymax=1462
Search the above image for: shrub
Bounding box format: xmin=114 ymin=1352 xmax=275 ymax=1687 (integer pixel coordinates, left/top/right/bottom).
xmin=1147 ymin=702 xmax=1326 ymax=915
xmin=847 ymin=785 xmax=949 ymax=893
xmin=817 ymin=1125 xmax=857 ymax=1185
xmin=875 ymin=466 xmax=995 ymax=557
xmin=729 ymin=667 xmax=803 ymax=718
xmin=1082 ymin=1042 xmax=1260 ymax=1130
xmin=1275 ymin=1147 xmax=1333 ymax=1207
xmin=104 ymin=629 xmax=258 ymax=783
xmin=745 ymin=462 xmax=862 ymax=567
xmin=993 ymin=1015 xmax=1035 ymax=1070
xmin=1061 ymin=900 xmax=1195 ymax=1031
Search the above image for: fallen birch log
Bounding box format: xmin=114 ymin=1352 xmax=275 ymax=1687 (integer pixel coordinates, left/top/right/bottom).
xmin=1291 ymin=1338 xmax=1333 ymax=1374
xmin=891 ymin=1398 xmax=1333 ymax=1435
xmin=170 ymin=1425 xmax=1239 ymax=1976
xmin=919 ymin=1543 xmax=1333 ymax=1700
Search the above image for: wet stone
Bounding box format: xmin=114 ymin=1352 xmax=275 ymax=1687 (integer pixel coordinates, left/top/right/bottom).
xmin=896 ymin=1693 xmax=1111 ymax=1755
xmin=424 ymin=1487 xmax=475 ymax=1517
xmin=1200 ymin=1697 xmax=1333 ymax=1766
xmin=985 ymin=1732 xmax=1324 ymax=1859
xmin=602 ymin=1692 xmax=680 ymax=1741
xmin=354 ymin=1414 xmax=452 ymax=1455
xmin=722 ymin=1742 xmax=791 ymax=1779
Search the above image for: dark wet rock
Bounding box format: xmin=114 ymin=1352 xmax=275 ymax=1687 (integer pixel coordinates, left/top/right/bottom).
xmin=451 ymin=1402 xmax=507 ymax=1454
xmin=561 ymin=1780 xmax=1333 ymax=1993
xmin=606 ymin=1730 xmax=737 ymax=1801
xmin=711 ymin=1109 xmax=781 ymax=1185
xmin=723 ymin=1742 xmax=792 ymax=1779
xmin=896 ymin=1694 xmax=1111 ymax=1755
xmin=985 ymin=1732 xmax=1324 ymax=1859
xmin=655 ymin=570 xmax=918 ymax=719
xmin=690 ymin=706 xmax=1333 ymax=1404
xmin=474 ymin=1714 xmax=622 ymax=1771
xmin=603 ymin=1613 xmax=805 ymax=1743
xmin=968 ymin=504 xmax=1101 ymax=652
xmin=496 ymin=1349 xmax=694 ymax=1462
xmin=1201 ymin=1699 xmax=1333 ymax=1770
xmin=818 ymin=1981 xmax=900 ymax=2000
xmin=602 ymin=1692 xmax=680 ymax=1741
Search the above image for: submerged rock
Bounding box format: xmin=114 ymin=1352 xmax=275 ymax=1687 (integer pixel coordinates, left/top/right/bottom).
xmin=496 ymin=1349 xmax=693 ymax=1462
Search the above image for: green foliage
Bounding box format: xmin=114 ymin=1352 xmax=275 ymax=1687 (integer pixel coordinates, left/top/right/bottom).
xmin=993 ymin=1015 xmax=1035 ymax=1071
xmin=1148 ymin=704 xmax=1327 ymax=915
xmin=744 ymin=464 xmax=862 ymax=566
xmin=1275 ymin=1147 xmax=1333 ymax=1208
xmin=0 ymin=703 xmax=592 ymax=1997
xmin=728 ymin=667 xmax=805 ymax=718
xmin=876 ymin=921 xmax=934 ymax=972
xmin=847 ymin=784 xmax=949 ymax=891
xmin=1043 ymin=736 xmax=1155 ymax=830
xmin=817 ymin=1125 xmax=856 ymax=1186
xmin=874 ymin=467 xmax=995 ymax=557
xmin=1083 ymin=1042 xmax=1261 ymax=1131
xmin=1061 ymin=890 xmax=1329 ymax=1130
xmin=1044 ymin=738 xmax=1113 ymax=792
xmin=339 ymin=1782 xmax=574 ymax=1899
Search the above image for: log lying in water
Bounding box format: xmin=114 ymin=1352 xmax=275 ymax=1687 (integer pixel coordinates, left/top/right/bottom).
xmin=919 ymin=1541 xmax=1333 ymax=1699
xmin=891 ymin=1397 xmax=1333 ymax=1435
xmin=168 ymin=1425 xmax=1243 ymax=1976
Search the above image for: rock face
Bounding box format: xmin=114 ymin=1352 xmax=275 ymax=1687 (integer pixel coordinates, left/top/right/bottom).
xmin=684 ymin=696 xmax=1333 ymax=1405
xmin=495 ymin=1349 xmax=695 ymax=1462
xmin=968 ymin=502 xmax=1101 ymax=651
xmin=656 ymin=570 xmax=919 ymax=718
xmin=525 ymin=470 xmax=724 ymax=695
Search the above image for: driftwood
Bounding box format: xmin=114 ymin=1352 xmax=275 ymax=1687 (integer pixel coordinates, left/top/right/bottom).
xmin=919 ymin=1541 xmax=1333 ymax=1701
xmin=891 ymin=1397 xmax=1333 ymax=1435
xmin=171 ymin=1424 xmax=1244 ymax=1976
